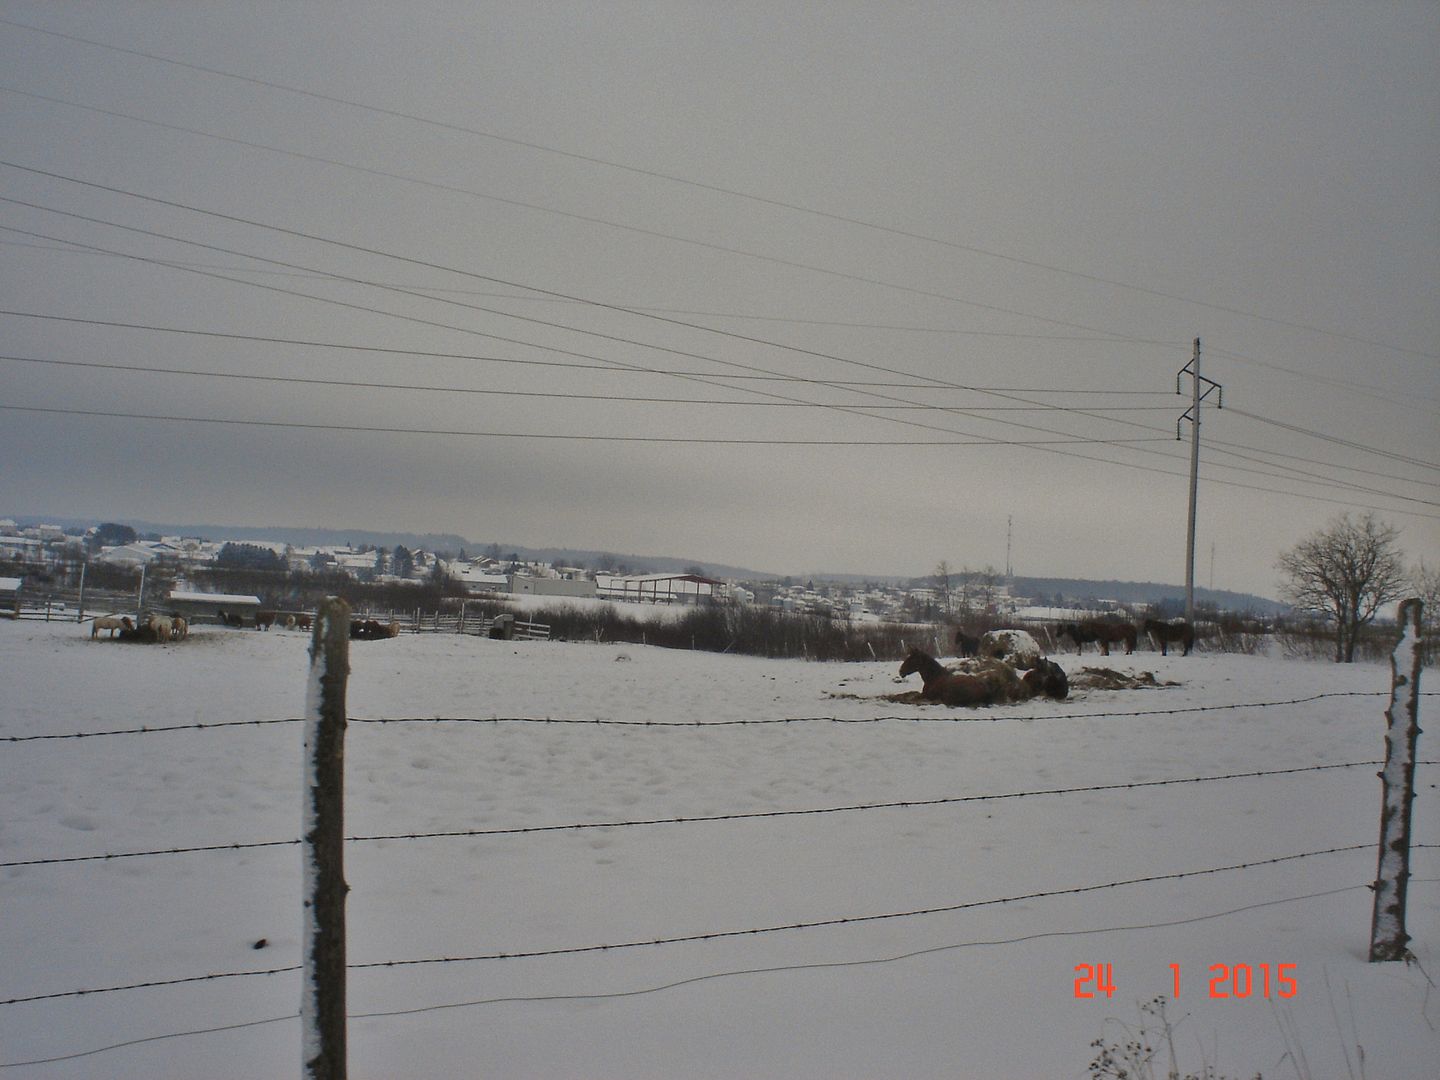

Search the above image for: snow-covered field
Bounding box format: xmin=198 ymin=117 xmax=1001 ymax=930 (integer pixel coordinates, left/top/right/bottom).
xmin=1 ymin=618 xmax=1435 ymax=1079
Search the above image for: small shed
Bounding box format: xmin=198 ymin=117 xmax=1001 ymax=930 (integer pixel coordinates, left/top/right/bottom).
xmin=167 ymin=590 xmax=262 ymax=625
xmin=0 ymin=576 xmax=21 ymax=617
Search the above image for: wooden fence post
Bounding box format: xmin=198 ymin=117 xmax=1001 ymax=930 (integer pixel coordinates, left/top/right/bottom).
xmin=1369 ymin=598 xmax=1423 ymax=962
xmin=303 ymin=597 xmax=350 ymax=1077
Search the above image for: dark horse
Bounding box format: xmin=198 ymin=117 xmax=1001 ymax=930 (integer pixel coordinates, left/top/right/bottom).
xmin=1143 ymin=618 xmax=1194 ymax=656
xmin=954 ymin=629 xmax=980 ymax=658
xmin=350 ymin=619 xmax=400 ymax=641
xmin=1059 ymin=620 xmax=1137 ymax=656
xmin=898 ymin=648 xmax=996 ymax=706
xmin=1022 ymin=657 xmax=1070 ymax=700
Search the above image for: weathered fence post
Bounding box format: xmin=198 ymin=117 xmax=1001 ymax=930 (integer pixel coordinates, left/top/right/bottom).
xmin=303 ymin=597 xmax=350 ymax=1077
xmin=1369 ymin=598 xmax=1423 ymax=962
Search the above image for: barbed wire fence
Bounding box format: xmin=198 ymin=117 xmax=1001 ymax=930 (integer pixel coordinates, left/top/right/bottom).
xmin=0 ymin=610 xmax=1430 ymax=1074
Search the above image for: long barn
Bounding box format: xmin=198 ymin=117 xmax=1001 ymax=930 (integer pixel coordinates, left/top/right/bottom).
xmin=595 ymin=572 xmax=721 ymax=604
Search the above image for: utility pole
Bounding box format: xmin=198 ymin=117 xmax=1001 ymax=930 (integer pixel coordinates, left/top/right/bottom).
xmin=1177 ymin=338 xmax=1222 ymax=624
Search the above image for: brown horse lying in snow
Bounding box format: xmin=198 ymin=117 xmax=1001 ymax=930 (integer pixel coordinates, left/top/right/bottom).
xmin=899 ymin=648 xmax=1070 ymax=706
xmin=899 ymin=649 xmax=1004 ymax=706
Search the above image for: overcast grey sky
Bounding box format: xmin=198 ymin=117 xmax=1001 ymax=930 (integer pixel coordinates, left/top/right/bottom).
xmin=1 ymin=2 xmax=1435 ymax=598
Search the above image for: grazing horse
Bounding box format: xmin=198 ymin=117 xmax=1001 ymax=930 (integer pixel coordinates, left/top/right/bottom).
xmin=148 ymin=614 xmax=173 ymax=643
xmin=898 ymin=649 xmax=996 ymax=706
xmin=954 ymin=629 xmax=980 ymax=658
xmin=1059 ymin=620 xmax=1137 ymax=656
xmin=90 ymin=615 xmax=129 ymax=639
xmin=1021 ymin=657 xmax=1070 ymax=700
xmin=217 ymin=608 xmax=245 ymax=628
xmin=118 ymin=620 xmax=159 ymax=643
xmin=255 ymin=610 xmax=276 ymax=631
xmin=1143 ymin=618 xmax=1194 ymax=656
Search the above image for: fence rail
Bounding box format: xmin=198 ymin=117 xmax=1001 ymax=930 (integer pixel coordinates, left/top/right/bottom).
xmin=384 ymin=607 xmax=550 ymax=640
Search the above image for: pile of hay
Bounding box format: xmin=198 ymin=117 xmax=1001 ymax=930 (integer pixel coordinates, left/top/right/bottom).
xmin=1069 ymin=667 xmax=1176 ymax=691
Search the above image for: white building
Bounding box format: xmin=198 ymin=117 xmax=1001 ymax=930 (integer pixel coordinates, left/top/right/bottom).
xmin=596 ymin=572 xmax=721 ymax=604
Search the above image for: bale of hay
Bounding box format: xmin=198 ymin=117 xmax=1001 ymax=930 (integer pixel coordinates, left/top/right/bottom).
xmin=979 ymin=629 xmax=1041 ymax=669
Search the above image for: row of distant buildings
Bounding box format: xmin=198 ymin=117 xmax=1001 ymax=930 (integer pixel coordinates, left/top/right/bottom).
xmin=0 ymin=521 xmax=736 ymax=607
xmin=3 ymin=520 xmax=1136 ymax=620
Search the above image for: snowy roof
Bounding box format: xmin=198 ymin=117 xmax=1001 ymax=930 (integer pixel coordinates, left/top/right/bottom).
xmin=0 ymin=576 xmax=22 ymax=592
xmin=168 ymin=591 xmax=262 ymax=606
xmin=599 ymin=572 xmax=722 ymax=585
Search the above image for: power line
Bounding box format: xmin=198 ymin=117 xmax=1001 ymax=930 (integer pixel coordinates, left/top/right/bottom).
xmin=0 ymin=354 xmax=1188 ymax=413
xmin=4 ymin=186 xmax=1433 ymax=514
xmin=0 ymin=171 xmax=1176 ymax=447
xmin=3 ymin=17 xmax=1433 ymax=363
xmin=0 ymin=403 xmax=1172 ymax=448
xmin=0 ymin=205 xmax=1149 ymax=451
xmin=0 ymin=308 xmax=1175 ymax=392
xmin=4 ymin=219 xmax=1264 ymax=509
xmin=1205 ymin=343 xmax=1440 ymax=413
xmin=0 ymin=85 xmax=1199 ymax=349
xmin=3 ymin=229 xmax=1176 ymax=344
xmin=1200 ymin=441 xmax=1440 ymax=509
xmin=1203 ymin=434 xmax=1440 ymax=490
xmin=1228 ymin=406 xmax=1440 ymax=472
xmin=0 ymin=192 xmax=1370 ymax=518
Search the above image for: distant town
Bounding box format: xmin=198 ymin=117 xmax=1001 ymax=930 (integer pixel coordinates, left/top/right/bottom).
xmin=1 ymin=516 xmax=1277 ymax=625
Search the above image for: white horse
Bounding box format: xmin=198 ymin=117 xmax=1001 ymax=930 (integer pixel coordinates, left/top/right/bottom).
xmin=90 ymin=615 xmax=129 ymax=639
xmin=148 ymin=614 xmax=173 ymax=643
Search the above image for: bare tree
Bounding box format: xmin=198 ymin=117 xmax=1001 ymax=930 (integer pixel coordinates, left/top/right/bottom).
xmin=1410 ymin=558 xmax=1440 ymax=665
xmin=1277 ymin=513 xmax=1407 ymax=662
xmin=934 ymin=560 xmax=953 ymax=617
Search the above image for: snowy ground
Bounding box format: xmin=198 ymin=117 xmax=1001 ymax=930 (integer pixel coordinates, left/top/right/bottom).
xmin=0 ymin=618 xmax=1435 ymax=1079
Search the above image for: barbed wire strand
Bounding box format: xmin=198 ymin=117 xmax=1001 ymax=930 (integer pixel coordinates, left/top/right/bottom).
xmin=351 ymin=881 xmax=1397 ymax=1017
xmin=1 ymin=718 xmax=298 ymax=742
xmin=3 ymin=689 xmax=1417 ymax=743
xmin=10 ymin=760 xmax=1434 ymax=870
xmin=353 ymin=844 xmax=1388 ymax=970
xmin=16 ymin=878 xmax=1439 ymax=1071
xmin=6 ymin=843 xmax=1415 ymax=1008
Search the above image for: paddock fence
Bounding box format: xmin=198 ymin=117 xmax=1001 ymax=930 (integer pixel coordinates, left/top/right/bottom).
xmin=353 ymin=606 xmax=551 ymax=641
xmin=0 ymin=615 xmax=1430 ymax=1076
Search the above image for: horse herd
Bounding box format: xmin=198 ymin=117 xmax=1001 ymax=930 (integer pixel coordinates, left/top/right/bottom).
xmin=89 ymin=613 xmax=188 ymax=643
xmin=898 ymin=618 xmax=1196 ymax=708
xmin=216 ymin=608 xmax=312 ymax=631
xmin=87 ymin=607 xmax=317 ymax=643
xmin=952 ymin=619 xmax=1194 ymax=660
xmin=1058 ymin=618 xmax=1195 ymax=657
